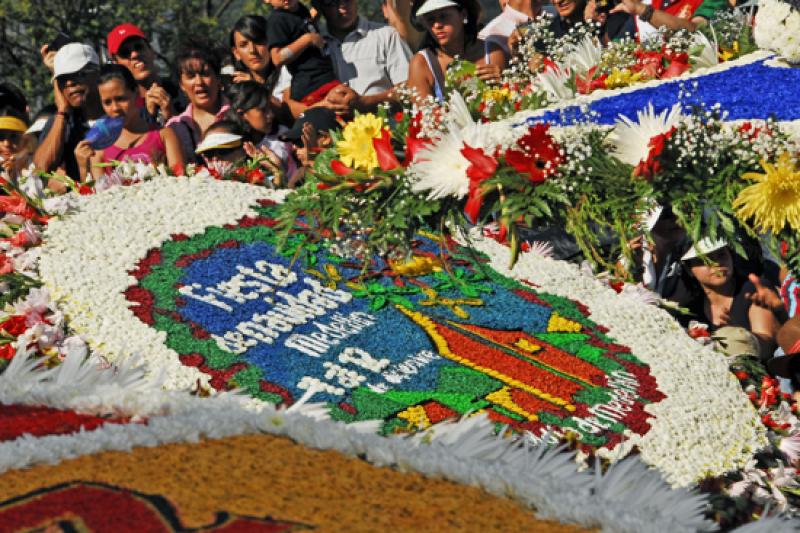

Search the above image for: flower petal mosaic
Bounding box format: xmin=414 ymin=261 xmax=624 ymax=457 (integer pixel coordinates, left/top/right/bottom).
xmin=36 ymin=178 xmax=765 ymax=488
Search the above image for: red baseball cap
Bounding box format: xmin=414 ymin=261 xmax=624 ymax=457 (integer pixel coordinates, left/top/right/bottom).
xmin=107 ymin=23 xmax=146 ymax=56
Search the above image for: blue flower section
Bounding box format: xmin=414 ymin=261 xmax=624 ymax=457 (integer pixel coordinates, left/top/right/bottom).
xmin=176 ymin=240 xmax=555 ymax=404
xmin=530 ymin=58 xmax=800 ymax=126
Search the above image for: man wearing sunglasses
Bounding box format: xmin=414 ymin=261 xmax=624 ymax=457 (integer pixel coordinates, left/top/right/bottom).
xmin=107 ymin=23 xmax=184 ymax=125
xmin=33 ymin=43 xmax=103 ymax=181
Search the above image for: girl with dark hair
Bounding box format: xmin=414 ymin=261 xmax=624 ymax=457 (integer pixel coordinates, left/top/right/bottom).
xmin=407 ymin=0 xmax=506 ymax=102
xmin=166 ymin=38 xmax=230 ymax=164
xmin=229 ymin=15 xmax=275 ymax=85
xmin=74 ymin=64 xmax=184 ymax=181
xmin=226 ymin=81 xmax=297 ymax=186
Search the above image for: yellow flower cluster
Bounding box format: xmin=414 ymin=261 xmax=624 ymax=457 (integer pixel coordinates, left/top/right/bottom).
xmin=335 ymin=113 xmax=385 ymax=171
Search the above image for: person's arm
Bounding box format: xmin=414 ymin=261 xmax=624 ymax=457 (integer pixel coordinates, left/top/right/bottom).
xmin=270 ymin=33 xmax=325 ymax=68
xmin=383 ymin=0 xmax=424 ymax=51
xmin=750 ymin=302 xmax=780 ymax=361
xmin=474 ymin=46 xmax=507 ymax=84
xmin=33 ymin=82 xmax=71 ymax=172
xmin=161 ymin=127 xmax=185 ymax=175
xmin=610 ymin=0 xmax=698 ymax=31
xmin=406 ymin=53 xmax=434 ymax=101
xmin=73 ymin=140 xmax=99 ymax=182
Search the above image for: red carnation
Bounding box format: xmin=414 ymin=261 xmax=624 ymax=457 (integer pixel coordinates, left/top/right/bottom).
xmin=504 ymin=124 xmax=563 ymax=183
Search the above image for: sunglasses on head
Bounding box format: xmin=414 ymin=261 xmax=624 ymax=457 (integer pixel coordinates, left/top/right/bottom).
xmin=117 ymin=39 xmax=148 ymax=59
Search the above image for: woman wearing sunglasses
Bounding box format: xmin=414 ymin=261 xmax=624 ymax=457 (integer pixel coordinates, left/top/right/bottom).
xmin=407 ymin=0 xmax=506 ymax=103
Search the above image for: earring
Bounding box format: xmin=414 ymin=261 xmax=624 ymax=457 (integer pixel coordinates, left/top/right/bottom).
xmin=463 ymin=18 xmax=468 ymax=23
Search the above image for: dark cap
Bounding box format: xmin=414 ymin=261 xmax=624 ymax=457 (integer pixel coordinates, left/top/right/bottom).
xmin=281 ymin=108 xmax=342 ymax=145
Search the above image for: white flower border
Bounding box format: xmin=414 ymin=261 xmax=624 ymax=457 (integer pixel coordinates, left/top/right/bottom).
xmin=38 ymin=177 xmax=285 ymax=390
xmin=35 ymin=177 xmax=766 ymax=489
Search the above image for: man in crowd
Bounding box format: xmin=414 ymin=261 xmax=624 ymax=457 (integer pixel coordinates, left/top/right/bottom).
xmin=33 ymin=43 xmax=102 ymax=180
xmin=107 ymin=23 xmax=184 ymax=125
xmin=309 ymin=0 xmax=412 ymax=113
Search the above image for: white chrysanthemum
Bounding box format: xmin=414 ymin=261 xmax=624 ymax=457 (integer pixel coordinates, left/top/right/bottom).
xmin=689 ymin=31 xmax=718 ymax=70
xmin=563 ymin=36 xmax=603 ymax=76
xmin=408 ymin=124 xmax=484 ymax=200
xmin=535 ymin=63 xmax=575 ymax=101
xmin=755 ymin=0 xmax=794 ymax=52
xmin=444 ymin=91 xmax=474 ymax=132
xmin=611 ymin=103 xmax=684 ymax=166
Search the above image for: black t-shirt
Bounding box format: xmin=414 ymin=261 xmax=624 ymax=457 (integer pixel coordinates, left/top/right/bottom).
xmin=266 ymin=5 xmax=337 ymax=101
xmin=38 ymin=110 xmax=90 ymax=181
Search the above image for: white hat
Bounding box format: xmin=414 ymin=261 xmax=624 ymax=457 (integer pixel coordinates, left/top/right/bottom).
xmin=196 ymin=132 xmax=243 ymax=154
xmin=416 ymin=0 xmax=460 ymax=17
xmin=25 ymin=117 xmax=49 ymax=135
xmin=53 ymin=43 xmax=99 ymax=80
xmin=681 ymin=237 xmax=728 ymax=261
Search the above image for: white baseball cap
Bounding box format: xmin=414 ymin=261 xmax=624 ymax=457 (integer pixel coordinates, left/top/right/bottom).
xmin=25 ymin=117 xmax=49 ymax=135
xmin=53 ymin=43 xmax=99 ymax=80
xmin=681 ymin=237 xmax=728 ymax=261
xmin=196 ymin=133 xmax=243 ymax=154
xmin=416 ymin=0 xmax=460 ymax=17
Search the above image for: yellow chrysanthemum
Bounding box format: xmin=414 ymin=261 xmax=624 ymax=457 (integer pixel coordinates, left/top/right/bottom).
xmin=604 ymin=68 xmax=644 ymax=89
xmin=335 ymin=113 xmax=384 ymax=171
xmin=734 ymin=152 xmax=800 ymax=234
xmin=482 ymin=87 xmax=512 ymax=103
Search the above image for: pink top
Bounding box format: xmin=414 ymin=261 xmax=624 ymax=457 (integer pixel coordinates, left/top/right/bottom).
xmin=102 ymin=129 xmax=166 ymax=167
xmin=166 ymin=102 xmax=230 ymax=162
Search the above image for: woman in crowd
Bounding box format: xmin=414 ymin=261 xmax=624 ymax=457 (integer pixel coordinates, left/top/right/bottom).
xmin=407 ymin=0 xmax=506 ymax=102
xmin=73 ymin=64 xmax=184 ymax=181
xmin=682 ymin=239 xmax=780 ymax=361
xmin=166 ymin=39 xmax=229 ymax=164
xmin=230 ymin=15 xmax=275 ymax=86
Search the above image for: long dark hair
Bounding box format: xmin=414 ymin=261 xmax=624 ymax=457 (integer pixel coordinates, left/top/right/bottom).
xmin=225 ymin=81 xmax=275 ymax=141
xmin=411 ymin=0 xmax=482 ymax=50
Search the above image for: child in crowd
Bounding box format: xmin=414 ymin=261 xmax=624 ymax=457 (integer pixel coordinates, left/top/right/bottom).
xmin=196 ymin=120 xmax=248 ymax=165
xmin=226 ymin=81 xmax=297 ymax=186
xmin=266 ymin=0 xmax=341 ymax=106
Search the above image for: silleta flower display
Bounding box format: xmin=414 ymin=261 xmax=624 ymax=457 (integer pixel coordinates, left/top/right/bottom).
xmin=5 ymin=9 xmax=800 ymax=530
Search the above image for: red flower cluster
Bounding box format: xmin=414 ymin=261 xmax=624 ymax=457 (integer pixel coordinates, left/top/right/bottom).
xmin=634 ymin=126 xmax=677 ymax=180
xmin=632 ymin=48 xmax=690 ymax=80
xmin=504 ymin=124 xmax=563 ymax=183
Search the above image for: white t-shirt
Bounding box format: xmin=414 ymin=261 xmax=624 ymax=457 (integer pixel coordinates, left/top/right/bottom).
xmin=478 ymin=4 xmax=532 ymax=55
